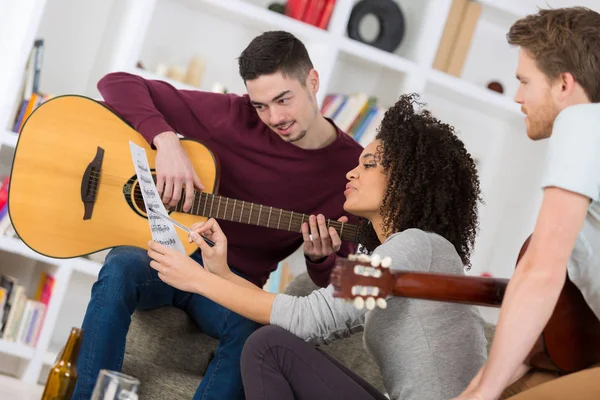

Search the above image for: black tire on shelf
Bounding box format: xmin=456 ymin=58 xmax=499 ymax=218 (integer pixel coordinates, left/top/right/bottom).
xmin=347 ymin=0 xmax=406 ymax=53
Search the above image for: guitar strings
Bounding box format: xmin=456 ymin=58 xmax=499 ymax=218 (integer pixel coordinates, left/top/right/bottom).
xmin=84 ymin=172 xmax=358 ymax=236
xmin=85 ymin=172 xmax=355 ymax=231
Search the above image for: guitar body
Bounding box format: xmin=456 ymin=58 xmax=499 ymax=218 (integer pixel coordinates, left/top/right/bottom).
xmin=518 ymin=236 xmax=600 ymax=373
xmin=9 ymin=95 xmax=218 ymax=258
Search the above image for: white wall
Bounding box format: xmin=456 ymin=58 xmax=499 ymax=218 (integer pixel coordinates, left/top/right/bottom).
xmin=35 ymin=0 xmax=117 ymax=98
xmin=461 ymin=10 xmax=520 ymax=99
xmin=139 ymin=0 xmax=256 ymax=95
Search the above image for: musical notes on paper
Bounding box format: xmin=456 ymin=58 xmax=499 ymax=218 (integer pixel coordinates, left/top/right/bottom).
xmin=129 ymin=141 xmax=185 ymax=253
xmin=153 ymin=224 xmax=170 ymax=233
xmin=156 ymin=238 xmax=177 ymax=247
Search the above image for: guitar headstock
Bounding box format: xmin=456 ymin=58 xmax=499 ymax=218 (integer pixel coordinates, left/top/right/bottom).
xmin=331 ymin=253 xmax=394 ymax=310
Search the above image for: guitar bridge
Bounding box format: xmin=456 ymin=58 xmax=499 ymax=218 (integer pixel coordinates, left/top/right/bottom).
xmin=81 ymin=146 xmax=104 ymax=220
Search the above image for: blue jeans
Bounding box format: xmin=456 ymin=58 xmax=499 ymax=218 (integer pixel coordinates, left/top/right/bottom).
xmin=72 ymin=246 xmax=261 ymax=400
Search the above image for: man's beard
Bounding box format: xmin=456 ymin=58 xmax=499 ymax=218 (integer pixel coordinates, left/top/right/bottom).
xmin=526 ymin=97 xmax=559 ymax=140
xmin=287 ymin=129 xmax=307 ymax=143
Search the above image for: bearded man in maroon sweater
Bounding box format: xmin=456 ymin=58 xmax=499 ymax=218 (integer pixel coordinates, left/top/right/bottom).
xmin=72 ymin=31 xmax=363 ymax=400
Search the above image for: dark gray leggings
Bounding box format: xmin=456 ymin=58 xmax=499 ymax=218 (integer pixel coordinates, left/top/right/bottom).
xmin=240 ymin=325 xmax=388 ymax=400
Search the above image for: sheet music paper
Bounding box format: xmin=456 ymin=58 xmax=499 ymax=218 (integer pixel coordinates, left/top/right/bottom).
xmin=129 ymin=141 xmax=186 ymax=253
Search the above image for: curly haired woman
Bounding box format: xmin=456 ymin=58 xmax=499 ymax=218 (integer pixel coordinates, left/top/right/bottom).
xmin=146 ymin=94 xmax=489 ymax=400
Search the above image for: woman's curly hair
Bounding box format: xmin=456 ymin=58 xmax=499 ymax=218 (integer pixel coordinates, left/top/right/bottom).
xmin=358 ymin=93 xmax=482 ymax=269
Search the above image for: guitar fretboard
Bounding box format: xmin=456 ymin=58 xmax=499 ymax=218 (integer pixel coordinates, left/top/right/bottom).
xmin=174 ymin=191 xmax=358 ymax=242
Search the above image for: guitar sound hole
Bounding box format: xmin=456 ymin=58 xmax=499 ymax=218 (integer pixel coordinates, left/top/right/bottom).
xmin=133 ymin=184 xmax=146 ymax=213
xmin=132 ymin=173 xmax=158 ymax=214
xmin=130 ymin=174 xmax=181 ymax=215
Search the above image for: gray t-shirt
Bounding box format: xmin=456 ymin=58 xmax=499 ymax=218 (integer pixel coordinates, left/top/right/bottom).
xmin=270 ymin=228 xmax=488 ymax=400
xmin=541 ymin=103 xmax=600 ymax=320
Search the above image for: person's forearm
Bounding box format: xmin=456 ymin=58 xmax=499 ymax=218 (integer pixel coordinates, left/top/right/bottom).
xmin=464 ymin=367 xmax=484 ymax=394
xmin=459 ymin=363 xmax=529 ymax=399
xmin=220 ymin=269 xmax=264 ymax=291
xmin=477 ymin=264 xmax=564 ymax=398
xmin=153 ymin=131 xmax=179 ymax=148
xmin=305 ymin=239 xmax=357 ymax=288
xmin=195 ymin=272 xmax=275 ymax=325
xmin=305 ymin=253 xmax=336 ymax=287
xmin=98 ymin=72 xmax=177 ymax=144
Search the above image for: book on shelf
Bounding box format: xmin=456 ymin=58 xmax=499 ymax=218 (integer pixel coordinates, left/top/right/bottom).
xmin=0 ymin=271 xmax=54 ymax=347
xmin=0 ymin=176 xmax=17 ymax=239
xmin=284 ymin=0 xmax=336 ymax=30
xmin=9 ymin=38 xmax=55 ymax=134
xmin=321 ymin=92 xmax=387 ymax=147
xmin=0 ymin=175 xmax=53 ymax=347
xmin=432 ymin=0 xmax=482 ymax=77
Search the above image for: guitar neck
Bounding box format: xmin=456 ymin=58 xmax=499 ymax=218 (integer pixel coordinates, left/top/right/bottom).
xmin=175 ymin=191 xmax=359 ymax=242
xmin=392 ymin=271 xmax=508 ymax=307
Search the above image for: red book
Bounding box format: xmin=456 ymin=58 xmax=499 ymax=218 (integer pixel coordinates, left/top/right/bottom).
xmin=302 ymin=0 xmax=326 ymax=26
xmin=317 ymin=0 xmax=336 ymax=29
xmin=285 ymin=0 xmax=296 ymax=17
xmin=286 ymin=0 xmax=309 ymax=20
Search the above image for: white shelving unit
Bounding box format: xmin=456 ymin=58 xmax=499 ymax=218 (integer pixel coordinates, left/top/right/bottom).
xmin=0 ymin=232 xmax=101 ymax=383
xmin=0 ymin=0 xmax=595 ymax=387
xmin=0 ymin=130 xmax=18 ymax=148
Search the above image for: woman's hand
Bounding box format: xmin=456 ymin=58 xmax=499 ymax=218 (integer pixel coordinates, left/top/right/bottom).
xmin=189 ymin=218 xmax=230 ymax=277
xmin=451 ymin=362 xmax=529 ymax=400
xmin=147 ymin=241 xmax=209 ymax=293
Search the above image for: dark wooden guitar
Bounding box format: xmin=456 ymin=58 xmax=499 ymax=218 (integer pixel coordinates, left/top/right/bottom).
xmin=331 ymin=236 xmax=600 ymax=374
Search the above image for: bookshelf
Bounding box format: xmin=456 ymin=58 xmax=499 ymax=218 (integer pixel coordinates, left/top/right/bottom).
xmin=129 ymin=66 xmax=201 ymax=92
xmin=0 ymin=130 xmax=18 ymax=148
xmin=0 ymin=338 xmax=35 ymax=360
xmin=426 ymin=68 xmax=522 ymax=119
xmin=0 ymin=0 xmax=594 ymax=387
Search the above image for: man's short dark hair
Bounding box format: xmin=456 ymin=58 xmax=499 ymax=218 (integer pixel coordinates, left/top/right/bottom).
xmin=238 ymin=31 xmax=314 ymax=84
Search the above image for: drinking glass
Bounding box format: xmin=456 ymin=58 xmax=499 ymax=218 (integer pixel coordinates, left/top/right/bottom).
xmin=91 ymin=369 xmax=140 ymax=400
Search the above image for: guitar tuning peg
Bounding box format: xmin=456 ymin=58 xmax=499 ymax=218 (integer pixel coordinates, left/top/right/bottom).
xmin=376 ymin=298 xmax=387 ymax=309
xmin=381 ymin=256 xmax=392 ymax=268
xmin=370 ymin=254 xmax=381 ymax=267
xmin=354 ymin=297 xmax=365 ymax=310
xmin=353 ymin=265 xmax=367 ymax=276
xmin=358 ymin=254 xmax=371 ymax=263
xmin=360 ymin=287 xmax=368 ymax=296
xmin=348 ymin=254 xmax=357 ymax=261
xmin=365 ymin=297 xmax=376 ymax=310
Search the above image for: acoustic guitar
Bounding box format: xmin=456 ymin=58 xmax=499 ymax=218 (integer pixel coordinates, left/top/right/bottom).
xmin=8 ymin=95 xmax=358 ymax=258
xmin=331 ymin=236 xmax=600 ymax=374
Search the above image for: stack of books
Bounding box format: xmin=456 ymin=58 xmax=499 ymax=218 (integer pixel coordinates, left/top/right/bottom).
xmin=321 ymin=92 xmax=387 ymax=146
xmin=9 ymin=39 xmax=54 ymax=134
xmin=284 ymin=0 xmax=337 ymax=30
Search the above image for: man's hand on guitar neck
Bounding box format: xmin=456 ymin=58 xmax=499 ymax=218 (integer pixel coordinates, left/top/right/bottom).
xmin=153 ymin=131 xmax=204 ymax=212
xmin=302 ymin=214 xmax=347 ymax=262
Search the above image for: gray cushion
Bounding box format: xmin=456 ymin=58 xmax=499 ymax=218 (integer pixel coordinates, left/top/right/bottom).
xmin=122 ymin=307 xmax=218 ymax=399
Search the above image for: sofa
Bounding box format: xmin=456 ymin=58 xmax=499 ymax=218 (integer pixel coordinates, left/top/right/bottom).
xmin=121 ymin=273 xmax=495 ymax=399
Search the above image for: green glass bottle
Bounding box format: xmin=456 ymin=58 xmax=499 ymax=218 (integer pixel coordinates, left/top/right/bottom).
xmin=41 ymin=327 xmax=83 ymax=400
